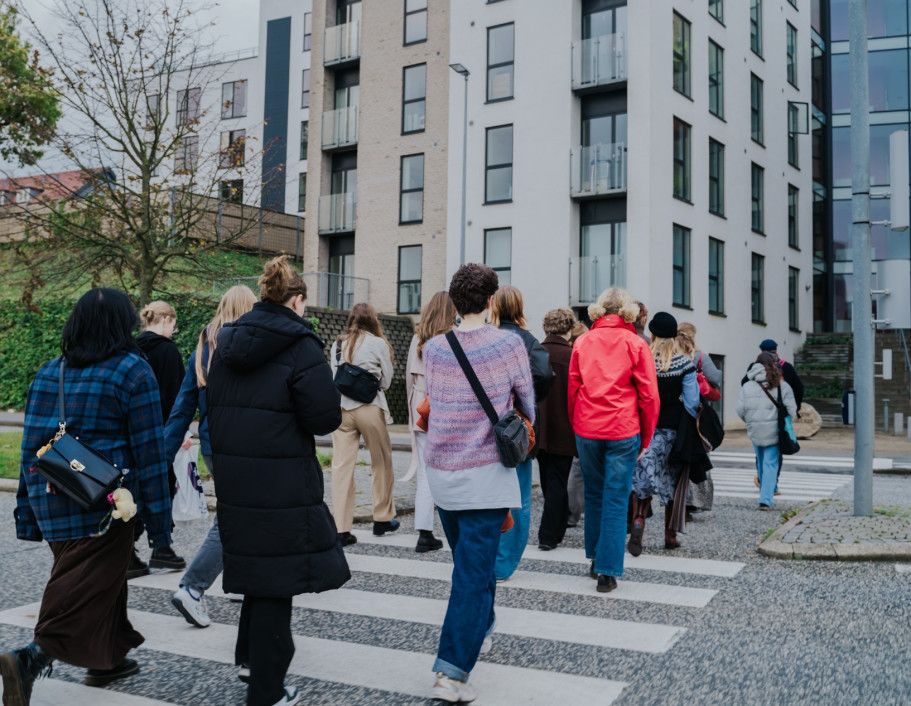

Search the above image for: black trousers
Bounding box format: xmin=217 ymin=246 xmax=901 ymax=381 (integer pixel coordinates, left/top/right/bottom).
xmin=537 ymin=451 xmax=574 ymax=546
xmin=235 ymin=595 xmax=295 ymax=706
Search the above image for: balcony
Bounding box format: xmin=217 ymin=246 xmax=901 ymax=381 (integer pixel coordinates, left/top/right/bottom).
xmin=569 ymin=254 xmax=626 ymax=306
xmin=324 ymin=22 xmax=361 ymax=67
xmin=318 ymin=192 xmax=356 ymax=234
xmin=570 ymin=143 xmax=627 ymax=198
xmin=572 ymin=33 xmax=627 ymax=92
xmin=322 ymin=106 xmax=358 ymax=150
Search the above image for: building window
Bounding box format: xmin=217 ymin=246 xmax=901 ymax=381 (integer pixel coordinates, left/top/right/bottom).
xmin=789 ymin=267 xmax=800 ymax=330
xmin=303 ymin=12 xmax=312 ymax=51
xmin=709 ymin=40 xmax=724 ymax=119
xmin=709 ymin=138 xmax=725 ymax=216
xmin=298 ymin=173 xmax=306 ymax=212
xmin=484 ymin=228 xmax=512 ymax=284
xmin=402 ymin=64 xmax=427 ymax=133
xmin=672 ymin=12 xmax=691 ymax=97
xmin=300 ymin=121 xmax=308 ymax=160
xmin=174 ymin=135 xmax=198 ymax=172
xmin=673 ymin=224 xmax=691 ymax=308
xmin=788 ymin=126 xmax=799 ymax=167
xmin=751 ymin=163 xmax=764 ymax=233
xmin=487 ymin=23 xmax=515 ymax=102
xmin=400 ymin=154 xmax=424 ymax=223
xmin=176 ymin=87 xmax=201 ymax=126
xmin=750 ymin=74 xmax=763 ymax=144
xmin=219 ymin=129 xmax=245 ymax=168
xmin=219 ymin=179 xmax=243 ymax=204
xmin=398 ymin=245 xmax=423 ymax=314
xmin=404 ymin=0 xmax=427 ymax=45
xmin=673 ymin=118 xmax=691 ymax=202
xmin=301 ymin=69 xmax=310 ymax=108
xmin=709 ymin=237 xmax=724 ymax=315
xmin=750 ymin=0 xmax=762 ymax=57
xmin=221 ymin=80 xmax=246 ymax=119
xmin=485 ymin=125 xmax=513 ymax=203
xmin=788 ymin=184 xmax=799 ymax=249
xmin=786 ymin=22 xmax=798 ymax=87
xmin=709 ymin=0 xmax=723 ymax=23
xmin=751 ymin=253 xmax=765 ymax=323
xmin=145 ymin=94 xmax=161 ymax=130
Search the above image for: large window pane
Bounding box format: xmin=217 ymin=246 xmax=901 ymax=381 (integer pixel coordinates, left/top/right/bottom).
xmin=398 ymin=245 xmax=422 ymax=314
xmin=709 ymin=139 xmax=724 ymax=216
xmin=673 ymin=118 xmax=691 ymax=201
xmin=404 ymin=0 xmax=427 ymax=45
xmin=673 ymin=224 xmax=691 ymax=308
xmin=673 ymin=12 xmax=691 ymax=97
xmin=789 ymin=267 xmax=800 ymax=330
xmin=750 ymin=0 xmax=762 ymax=56
xmin=487 ymin=24 xmax=515 ymax=101
xmin=751 ymin=74 xmax=763 ymax=144
xmin=751 ymin=253 xmax=765 ymax=323
xmin=709 ymin=0 xmax=723 ymax=23
xmin=709 ymin=40 xmax=724 ymax=118
xmin=580 ymin=221 xmax=627 ymax=293
xmin=751 ymin=163 xmax=764 ymax=233
xmin=400 ymin=154 xmax=424 ymax=223
xmin=788 ymin=184 xmax=799 ymax=249
xmin=709 ymin=237 xmax=724 ymax=314
xmin=403 ymin=64 xmax=426 ymax=133
xmin=830 ymin=0 xmax=908 ymax=41
xmin=869 ymin=50 xmax=909 ymax=111
xmin=485 ymin=125 xmax=513 ymax=202
xmin=485 ymin=228 xmax=512 ymax=284
xmin=786 ymin=23 xmax=797 ymax=87
xmin=832 ymin=124 xmax=905 ymax=187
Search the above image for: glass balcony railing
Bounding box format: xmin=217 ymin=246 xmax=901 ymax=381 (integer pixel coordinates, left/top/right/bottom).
xmin=572 ymin=33 xmax=627 ymax=89
xmin=324 ymin=22 xmax=361 ymax=65
xmin=569 ymin=254 xmax=627 ymax=306
xmin=318 ymin=192 xmax=356 ymax=234
xmin=570 ymin=142 xmax=627 ymax=197
xmin=321 ymin=106 xmax=358 ymax=149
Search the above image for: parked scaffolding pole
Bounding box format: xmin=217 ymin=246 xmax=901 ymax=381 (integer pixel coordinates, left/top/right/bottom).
xmin=850 ymin=0 xmax=873 ymax=516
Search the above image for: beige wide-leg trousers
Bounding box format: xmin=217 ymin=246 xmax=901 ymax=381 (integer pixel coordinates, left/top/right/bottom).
xmin=330 ymin=404 xmax=396 ymax=532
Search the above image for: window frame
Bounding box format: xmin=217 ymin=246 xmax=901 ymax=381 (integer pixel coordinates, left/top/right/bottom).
xmin=402 ymin=63 xmax=427 ymax=134
xmin=219 ymin=129 xmax=246 ymax=169
xmin=176 ymin=87 xmax=201 ymax=126
xmin=672 ymin=223 xmax=692 ymax=308
xmin=709 ymin=138 xmax=725 ymax=216
xmin=301 ymin=69 xmax=311 ymax=108
xmin=786 ymin=22 xmax=798 ymax=87
xmin=709 ymin=0 xmax=724 ymax=24
xmin=750 ymin=73 xmax=764 ymax=145
xmin=485 ymin=124 xmax=514 ymax=204
xmin=750 ymin=0 xmax=763 ymax=57
xmin=708 ymin=237 xmax=725 ymax=315
xmin=404 ymin=0 xmax=428 ymax=46
xmin=709 ymin=40 xmax=724 ymax=119
xmin=298 ymin=173 xmax=307 ymax=212
xmin=673 ymin=12 xmax=691 ymax=98
xmin=673 ymin=117 xmax=692 ymax=203
xmin=486 ymin=23 xmax=515 ymax=103
xmin=399 ymin=153 xmax=425 ymax=224
xmin=788 ymin=184 xmax=800 ymax=249
xmin=788 ymin=266 xmax=800 ymax=331
xmin=174 ymin=134 xmax=199 ymax=172
xmin=303 ymin=12 xmax=312 ymax=51
xmin=484 ymin=227 xmax=512 ymax=284
xmin=751 ymin=163 xmax=765 ymax=234
xmin=219 ymin=178 xmax=243 ymax=205
xmin=397 ymin=245 xmax=423 ymax=315
xmin=221 ymin=80 xmax=247 ymax=120
xmin=300 ymin=121 xmax=309 ymax=161
xmin=751 ymin=252 xmax=765 ymax=324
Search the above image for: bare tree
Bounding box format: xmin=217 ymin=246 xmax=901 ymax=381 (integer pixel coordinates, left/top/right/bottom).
xmin=11 ymin=0 xmax=278 ymax=305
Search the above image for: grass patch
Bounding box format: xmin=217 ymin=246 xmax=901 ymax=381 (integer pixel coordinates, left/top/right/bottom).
xmin=874 ymin=505 xmax=911 ymax=519
xmin=0 ymin=431 xmax=21 ymax=479
xmin=317 ymin=451 xmax=332 ymax=468
xmin=780 ymin=508 xmax=799 ymax=522
xmin=762 ymin=527 xmax=777 ymax=541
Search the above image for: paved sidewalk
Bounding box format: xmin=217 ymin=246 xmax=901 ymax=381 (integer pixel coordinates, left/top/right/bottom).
xmin=759 ymin=499 xmax=911 ymax=560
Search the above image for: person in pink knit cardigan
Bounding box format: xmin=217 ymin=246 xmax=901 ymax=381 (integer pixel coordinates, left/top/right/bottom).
xmin=421 ymin=263 xmax=535 ymax=703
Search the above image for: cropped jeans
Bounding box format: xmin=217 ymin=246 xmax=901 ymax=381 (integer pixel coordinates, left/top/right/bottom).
xmin=755 ymin=444 xmax=781 ymax=508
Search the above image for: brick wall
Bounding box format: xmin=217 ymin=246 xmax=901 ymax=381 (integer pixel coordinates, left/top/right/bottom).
xmin=308 ymin=306 xmax=415 ymax=424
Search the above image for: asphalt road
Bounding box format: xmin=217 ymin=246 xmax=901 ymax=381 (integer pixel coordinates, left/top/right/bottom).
xmin=1 ymin=452 xmax=910 ymax=705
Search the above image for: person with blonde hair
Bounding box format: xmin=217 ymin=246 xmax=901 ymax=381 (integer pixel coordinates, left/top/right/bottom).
xmin=164 ymin=285 xmax=257 ymax=628
xmin=405 ymin=291 xmax=457 ymax=553
xmin=330 ymin=302 xmax=397 ymax=545
xmin=207 ymin=255 xmax=348 ymax=705
xmin=568 ymin=287 xmax=659 ymax=592
xmin=628 ymin=312 xmax=700 ymax=555
xmin=490 ymin=285 xmax=552 ymax=580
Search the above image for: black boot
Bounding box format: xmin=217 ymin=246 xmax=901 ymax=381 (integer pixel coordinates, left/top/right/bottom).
xmin=0 ymin=643 xmax=53 ymax=704
xmin=339 ymin=531 xmax=357 ymax=547
xmin=373 ymin=519 xmax=400 ymax=536
xmin=415 ymin=530 xmax=443 ymax=553
xmin=126 ymin=549 xmax=149 ymax=580
xmin=664 ymin=501 xmax=681 ymax=549
xmin=626 ymin=495 xmax=651 ymax=557
xmin=150 ymin=545 xmax=186 ymax=570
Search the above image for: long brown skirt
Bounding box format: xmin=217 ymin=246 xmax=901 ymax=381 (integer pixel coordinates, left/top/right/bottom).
xmin=33 ymin=517 xmax=144 ymax=670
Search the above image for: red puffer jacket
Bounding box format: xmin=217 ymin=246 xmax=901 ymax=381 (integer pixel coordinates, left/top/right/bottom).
xmin=567 ymin=315 xmax=660 ymax=448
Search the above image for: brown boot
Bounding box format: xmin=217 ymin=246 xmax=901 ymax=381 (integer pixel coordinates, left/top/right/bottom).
xmin=627 ymin=494 xmax=651 ymax=557
xmin=664 ymin=500 xmax=681 ymax=550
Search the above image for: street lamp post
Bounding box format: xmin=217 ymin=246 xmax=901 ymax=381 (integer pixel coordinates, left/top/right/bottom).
xmin=450 ymin=63 xmax=470 ymax=265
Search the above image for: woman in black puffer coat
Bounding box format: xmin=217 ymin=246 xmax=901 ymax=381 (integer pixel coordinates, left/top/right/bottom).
xmin=206 ymin=256 xmax=349 ymax=706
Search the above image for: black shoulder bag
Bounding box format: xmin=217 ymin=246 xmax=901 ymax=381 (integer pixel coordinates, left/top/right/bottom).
xmin=35 ymin=359 xmax=124 ymax=511
xmin=334 ymin=342 xmax=380 ymax=404
xmin=445 ymin=331 xmax=529 ymax=468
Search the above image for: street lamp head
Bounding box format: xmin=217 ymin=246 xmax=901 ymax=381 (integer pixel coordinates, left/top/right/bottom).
xmin=449 ymin=63 xmax=470 ymax=77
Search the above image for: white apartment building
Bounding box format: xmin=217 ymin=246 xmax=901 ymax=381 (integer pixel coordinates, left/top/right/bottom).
xmin=447 ymin=0 xmax=814 ymax=419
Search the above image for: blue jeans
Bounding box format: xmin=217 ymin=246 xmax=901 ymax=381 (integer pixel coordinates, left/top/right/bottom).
xmin=181 ymin=455 xmax=222 ymax=594
xmin=434 ymin=507 xmax=507 ymax=681
xmin=576 ymin=434 xmax=640 ymax=578
xmin=494 ymin=459 xmax=531 ymax=580
xmin=755 ymin=444 xmax=780 ymax=507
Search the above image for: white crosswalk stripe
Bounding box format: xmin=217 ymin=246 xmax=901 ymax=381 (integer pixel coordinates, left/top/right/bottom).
xmin=709 ymin=461 xmax=852 ymax=502
xmin=0 ymin=534 xmax=748 ymax=705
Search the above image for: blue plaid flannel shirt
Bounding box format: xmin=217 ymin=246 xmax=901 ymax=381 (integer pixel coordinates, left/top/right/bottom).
xmin=15 ymin=353 xmax=173 ymax=547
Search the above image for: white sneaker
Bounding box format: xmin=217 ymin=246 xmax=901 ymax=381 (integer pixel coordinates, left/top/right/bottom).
xmin=237 ymin=664 xmax=250 ymax=683
xmin=272 ymin=685 xmax=300 ymax=705
xmin=431 ymin=673 xmax=477 ymax=703
xmin=480 ymin=616 xmax=497 ymax=655
xmin=171 ymin=587 xmax=210 ymax=628
xmin=226 ymin=592 xmax=244 ymax=603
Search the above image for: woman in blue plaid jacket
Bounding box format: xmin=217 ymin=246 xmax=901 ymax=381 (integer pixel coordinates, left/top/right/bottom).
xmin=1 ymin=288 xmax=172 ymax=703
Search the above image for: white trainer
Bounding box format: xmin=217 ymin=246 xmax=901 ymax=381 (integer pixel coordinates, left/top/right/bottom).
xmin=480 ymin=615 xmax=497 ymax=655
xmin=272 ymin=685 xmax=300 ymax=705
xmin=171 ymin=587 xmax=211 ymax=628
xmin=431 ymin=673 xmax=477 ymax=703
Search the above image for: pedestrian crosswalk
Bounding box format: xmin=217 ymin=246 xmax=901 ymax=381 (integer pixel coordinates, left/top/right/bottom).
xmin=0 ymin=533 xmax=747 ymax=706
xmin=708 ymin=451 xmax=853 ymax=502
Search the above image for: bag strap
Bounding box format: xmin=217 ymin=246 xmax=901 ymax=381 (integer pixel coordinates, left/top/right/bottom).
xmin=57 ymin=358 xmax=67 ymax=429
xmin=759 ymin=382 xmax=781 ymax=409
xmin=445 ymin=331 xmax=499 ymax=427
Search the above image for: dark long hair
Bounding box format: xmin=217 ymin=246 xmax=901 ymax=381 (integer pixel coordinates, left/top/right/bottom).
xmin=61 ymin=288 xmax=141 ymax=367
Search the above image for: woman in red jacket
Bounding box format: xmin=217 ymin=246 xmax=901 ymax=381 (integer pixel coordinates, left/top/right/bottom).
xmin=568 ymin=287 xmax=659 ymax=593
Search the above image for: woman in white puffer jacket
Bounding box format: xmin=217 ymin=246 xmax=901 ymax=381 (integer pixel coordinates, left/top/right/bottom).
xmin=736 ymin=352 xmax=797 ymax=510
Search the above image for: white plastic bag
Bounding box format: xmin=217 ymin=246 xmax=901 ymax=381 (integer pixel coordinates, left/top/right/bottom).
xmin=171 ymin=438 xmax=207 ymax=523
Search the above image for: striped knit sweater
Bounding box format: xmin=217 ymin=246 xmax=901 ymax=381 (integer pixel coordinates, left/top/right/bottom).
xmin=423 ymin=325 xmax=535 ymax=471
xmin=655 ymin=353 xmax=697 ymax=429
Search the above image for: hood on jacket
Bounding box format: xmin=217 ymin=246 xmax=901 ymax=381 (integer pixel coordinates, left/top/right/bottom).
xmin=136 ymin=330 xmax=172 ymax=353
xmin=591 ymin=314 xmax=637 ymax=334
xmin=746 ymin=362 xmax=768 ymax=383
xmin=217 ymin=301 xmax=323 ymax=373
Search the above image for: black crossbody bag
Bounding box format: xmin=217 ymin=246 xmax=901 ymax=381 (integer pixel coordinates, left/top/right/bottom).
xmin=333 ymin=344 xmax=380 ymax=404
xmin=35 ymin=359 xmax=124 ymax=511
xmin=445 ymin=331 xmax=529 ymax=468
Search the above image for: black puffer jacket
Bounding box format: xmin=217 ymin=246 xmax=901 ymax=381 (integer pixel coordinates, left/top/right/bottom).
xmin=499 ymin=319 xmax=553 ymax=458
xmin=206 ymin=301 xmax=349 ymax=597
xmin=136 ymin=331 xmax=183 ymax=422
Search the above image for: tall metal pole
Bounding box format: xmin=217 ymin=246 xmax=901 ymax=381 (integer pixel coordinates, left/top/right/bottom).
xmin=459 ymin=73 xmax=468 ymax=266
xmin=850 ymin=0 xmax=873 ymax=516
